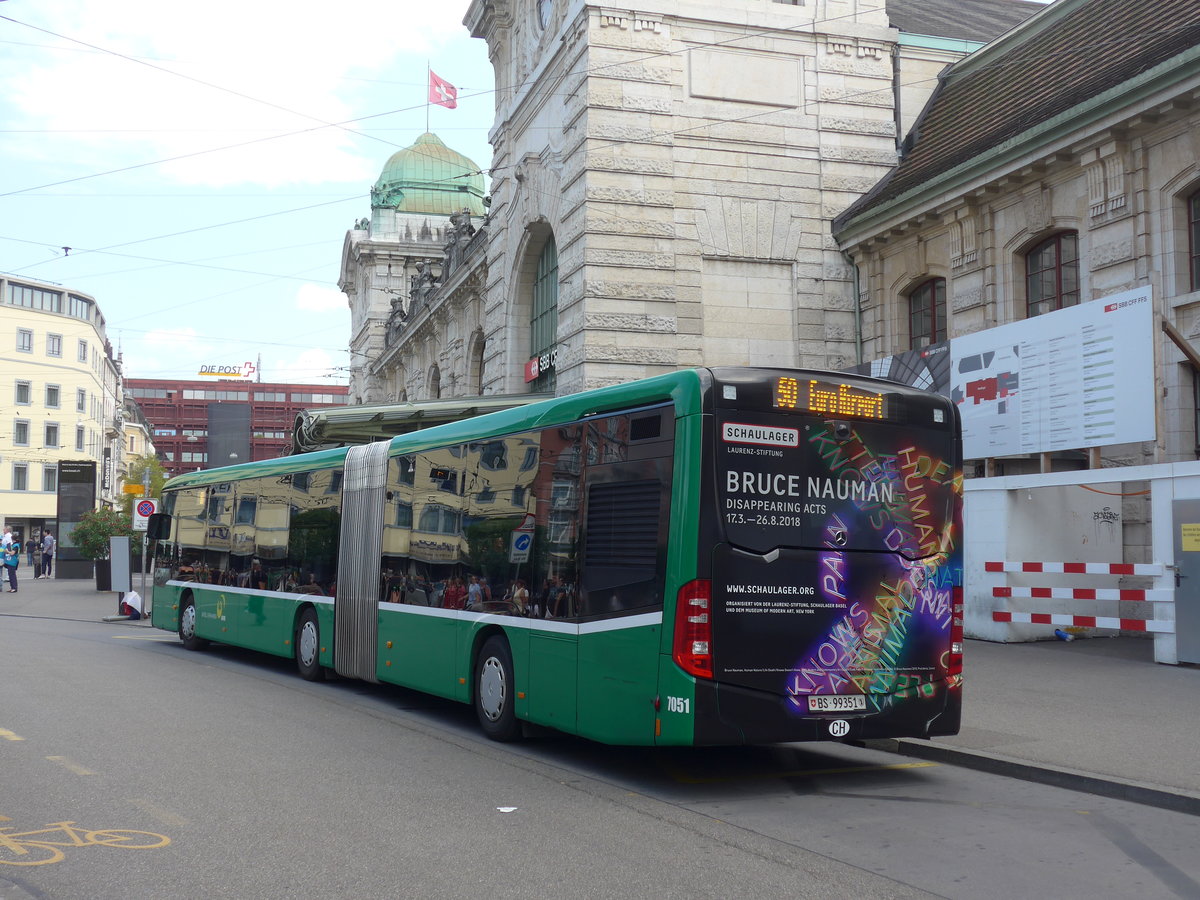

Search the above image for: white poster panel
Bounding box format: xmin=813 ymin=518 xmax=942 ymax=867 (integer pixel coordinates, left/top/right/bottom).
xmin=951 ymin=287 xmax=1154 ymax=458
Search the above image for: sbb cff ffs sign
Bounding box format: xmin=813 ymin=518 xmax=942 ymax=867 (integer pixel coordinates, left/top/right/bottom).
xmin=524 ymin=347 xmax=559 ymax=383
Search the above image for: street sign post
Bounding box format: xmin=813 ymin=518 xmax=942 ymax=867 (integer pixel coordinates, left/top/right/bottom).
xmin=132 ymin=498 xmax=158 ymax=532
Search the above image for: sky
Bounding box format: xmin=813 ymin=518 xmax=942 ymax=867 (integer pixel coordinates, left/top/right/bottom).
xmin=0 ymin=0 xmax=497 ymax=386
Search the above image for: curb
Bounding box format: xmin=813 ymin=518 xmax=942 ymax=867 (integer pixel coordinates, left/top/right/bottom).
xmin=861 ymin=738 xmax=1200 ymax=818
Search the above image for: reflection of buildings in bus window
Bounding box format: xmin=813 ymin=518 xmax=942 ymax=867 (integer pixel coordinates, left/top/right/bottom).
xmin=286 ymin=468 xmax=342 ymax=593
xmin=231 ymin=493 xmax=257 ymax=559
xmin=171 ymin=488 xmax=208 ymax=568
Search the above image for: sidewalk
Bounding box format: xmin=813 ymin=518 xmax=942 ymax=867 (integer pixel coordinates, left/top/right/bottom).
xmin=873 ymin=637 xmax=1200 ymax=815
xmin=0 ymin=570 xmax=155 ymax=625
xmin=3 ymin=575 xmax=1197 ymax=812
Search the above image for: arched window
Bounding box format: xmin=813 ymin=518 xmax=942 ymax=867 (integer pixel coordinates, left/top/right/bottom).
xmin=908 ymin=278 xmax=946 ymax=349
xmin=468 ymin=333 xmax=485 ymax=395
xmin=530 ymin=237 xmax=558 ymax=392
xmin=1189 ymin=189 xmax=1200 ymax=292
xmin=429 ymin=365 xmax=441 ymax=400
xmin=1026 ymin=232 xmax=1079 ymax=317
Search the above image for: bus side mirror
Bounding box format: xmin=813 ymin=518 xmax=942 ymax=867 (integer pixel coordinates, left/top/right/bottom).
xmin=147 ymin=512 xmax=171 ymax=542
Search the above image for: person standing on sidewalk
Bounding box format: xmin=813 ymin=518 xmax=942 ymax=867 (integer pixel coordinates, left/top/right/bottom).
xmin=4 ymin=542 xmax=19 ymax=592
xmin=39 ymin=531 xmax=55 ymax=579
xmin=25 ymin=535 xmax=37 ymax=567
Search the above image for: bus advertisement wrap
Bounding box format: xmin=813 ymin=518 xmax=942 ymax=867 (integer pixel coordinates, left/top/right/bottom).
xmin=713 ymin=396 xmax=962 ymax=732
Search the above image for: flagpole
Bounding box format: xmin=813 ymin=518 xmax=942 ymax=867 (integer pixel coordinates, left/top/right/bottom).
xmin=426 ymin=61 xmax=431 ymax=134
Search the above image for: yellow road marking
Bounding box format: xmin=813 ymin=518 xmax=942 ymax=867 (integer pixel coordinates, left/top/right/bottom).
xmin=111 ymin=635 xmax=174 ymax=641
xmin=46 ymin=757 xmax=96 ymax=776
xmin=126 ymin=799 xmax=189 ymax=827
xmin=0 ymin=729 xmax=25 ymax=741
xmin=662 ymin=759 xmax=939 ymax=784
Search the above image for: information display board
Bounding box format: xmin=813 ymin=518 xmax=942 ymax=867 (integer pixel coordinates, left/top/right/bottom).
xmin=950 ymin=287 xmax=1153 ymax=458
xmin=850 ymin=288 xmax=1155 ymax=460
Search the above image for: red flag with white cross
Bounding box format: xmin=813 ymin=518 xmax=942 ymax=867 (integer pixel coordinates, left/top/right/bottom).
xmin=429 ymin=69 xmax=457 ymax=109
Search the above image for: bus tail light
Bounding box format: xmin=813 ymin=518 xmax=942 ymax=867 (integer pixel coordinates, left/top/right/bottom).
xmin=948 ymin=586 xmax=964 ymax=676
xmin=673 ymin=579 xmax=713 ymax=680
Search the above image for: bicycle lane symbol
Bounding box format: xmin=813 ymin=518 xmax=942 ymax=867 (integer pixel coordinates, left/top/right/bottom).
xmin=0 ymin=820 xmax=171 ymax=867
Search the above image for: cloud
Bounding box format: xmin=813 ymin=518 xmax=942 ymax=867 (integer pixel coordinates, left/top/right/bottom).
xmin=267 ymin=348 xmax=344 ymax=385
xmin=1 ymin=1 xmax=484 ymax=188
xmin=295 ymin=283 xmax=348 ymax=313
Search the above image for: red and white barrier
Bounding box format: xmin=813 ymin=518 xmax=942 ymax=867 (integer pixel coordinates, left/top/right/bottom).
xmin=985 ymin=561 xmax=1162 ymax=577
xmin=993 ymin=586 xmax=1171 ymax=603
xmin=987 ymin=559 xmax=1173 ymax=638
xmin=992 ymin=611 xmax=1174 ymax=632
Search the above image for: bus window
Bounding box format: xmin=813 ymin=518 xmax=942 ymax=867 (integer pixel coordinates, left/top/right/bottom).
xmin=253 ymin=477 xmax=290 ymax=588
xmin=285 ymin=468 xmax=341 ymax=596
xmin=461 ymin=434 xmax=540 ymax=616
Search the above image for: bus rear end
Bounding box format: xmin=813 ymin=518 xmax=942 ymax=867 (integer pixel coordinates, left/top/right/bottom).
xmin=669 ymin=367 xmax=963 ymax=745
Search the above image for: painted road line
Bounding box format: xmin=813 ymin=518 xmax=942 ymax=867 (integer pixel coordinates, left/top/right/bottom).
xmin=661 ymin=759 xmax=938 ymax=785
xmin=126 ymin=799 xmax=189 ymax=828
xmin=111 ymin=635 xmax=176 ymax=641
xmin=45 ymin=757 xmax=96 ymax=776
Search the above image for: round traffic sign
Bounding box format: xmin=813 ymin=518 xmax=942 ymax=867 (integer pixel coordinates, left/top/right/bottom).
xmin=514 ymin=533 xmax=532 ymax=552
xmin=136 ymin=500 xmax=156 ymax=517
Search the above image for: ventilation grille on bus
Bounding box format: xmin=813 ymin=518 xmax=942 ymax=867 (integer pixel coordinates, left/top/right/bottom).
xmin=584 ymin=480 xmax=660 ymax=569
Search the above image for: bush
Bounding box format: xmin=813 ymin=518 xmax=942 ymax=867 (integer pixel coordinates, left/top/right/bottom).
xmin=70 ymin=508 xmax=136 ymax=561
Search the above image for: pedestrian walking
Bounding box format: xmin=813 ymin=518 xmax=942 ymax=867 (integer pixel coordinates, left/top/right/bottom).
xmin=1 ymin=526 xmax=12 ymax=550
xmin=39 ymin=531 xmax=55 ymax=579
xmin=25 ymin=536 xmax=37 ymax=567
xmin=4 ymin=542 xmax=20 ymax=592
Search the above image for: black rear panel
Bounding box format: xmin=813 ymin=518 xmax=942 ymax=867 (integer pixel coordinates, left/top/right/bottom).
xmin=696 ymin=368 xmax=963 ymax=742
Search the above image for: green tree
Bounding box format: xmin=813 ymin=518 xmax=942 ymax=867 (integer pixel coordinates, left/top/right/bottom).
xmin=70 ymin=507 xmax=136 ymax=561
xmin=118 ymin=454 xmax=168 ymax=518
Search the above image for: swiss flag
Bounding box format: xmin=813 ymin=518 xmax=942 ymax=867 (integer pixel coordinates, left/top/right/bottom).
xmin=429 ymin=70 xmax=457 ymax=109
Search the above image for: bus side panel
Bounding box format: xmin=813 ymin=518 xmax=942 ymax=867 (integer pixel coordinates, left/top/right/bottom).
xmin=654 ymin=657 xmax=698 ymax=745
xmin=377 ymin=606 xmax=459 ymax=698
xmin=575 ymin=621 xmax=660 ymax=745
xmin=526 ymin=630 xmax=578 ymax=734
xmin=238 ymin=592 xmax=311 ymax=658
xmin=654 ymin=410 xmax=706 ymax=746
xmin=189 ymin=585 xmax=233 ymax=644
xmin=151 ymin=582 xmax=180 ymax=633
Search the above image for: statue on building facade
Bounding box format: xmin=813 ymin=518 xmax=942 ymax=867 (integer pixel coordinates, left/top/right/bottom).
xmin=442 ymin=208 xmax=477 ymax=276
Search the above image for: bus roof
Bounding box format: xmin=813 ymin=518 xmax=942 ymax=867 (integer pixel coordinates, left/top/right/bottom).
xmin=162 ymin=368 xmax=708 ymax=492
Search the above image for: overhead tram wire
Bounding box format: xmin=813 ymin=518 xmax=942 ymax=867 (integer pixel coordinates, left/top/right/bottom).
xmin=0 ymin=4 xmax=961 ymax=199
xmin=0 ymin=194 xmax=364 ymax=275
xmin=0 ymin=235 xmax=332 ymax=283
xmin=8 ymin=7 xmax=1131 ymax=278
xmin=0 ymin=13 xmax=412 ymax=155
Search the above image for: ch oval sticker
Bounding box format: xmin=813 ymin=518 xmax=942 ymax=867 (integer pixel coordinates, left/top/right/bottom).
xmin=828 ymin=719 xmax=850 ymax=738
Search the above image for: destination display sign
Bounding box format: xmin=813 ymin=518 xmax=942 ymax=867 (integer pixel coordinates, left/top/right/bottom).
xmin=773 ymin=377 xmax=888 ymax=421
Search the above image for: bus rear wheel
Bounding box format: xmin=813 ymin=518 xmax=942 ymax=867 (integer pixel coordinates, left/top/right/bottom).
xmin=295 ymin=608 xmax=324 ymax=681
xmin=179 ymin=595 xmax=208 ymax=651
xmin=474 ymin=636 xmax=519 ymax=741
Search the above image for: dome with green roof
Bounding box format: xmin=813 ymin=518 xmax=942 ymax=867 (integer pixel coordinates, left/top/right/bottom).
xmin=370 ymin=132 xmax=486 ymax=217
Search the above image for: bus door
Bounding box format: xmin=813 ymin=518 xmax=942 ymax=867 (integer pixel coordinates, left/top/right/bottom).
xmin=704 ymin=372 xmax=962 ymax=743
xmin=334 ymin=440 xmax=390 ymax=682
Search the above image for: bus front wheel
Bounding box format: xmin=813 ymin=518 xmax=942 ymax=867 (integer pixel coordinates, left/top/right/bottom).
xmin=474 ymin=636 xmax=519 ymax=741
xmin=295 ymin=608 xmax=324 ymax=682
xmin=179 ymin=596 xmax=208 ymax=651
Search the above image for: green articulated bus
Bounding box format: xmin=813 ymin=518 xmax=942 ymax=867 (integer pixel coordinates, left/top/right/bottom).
xmin=149 ymin=367 xmax=963 ymax=745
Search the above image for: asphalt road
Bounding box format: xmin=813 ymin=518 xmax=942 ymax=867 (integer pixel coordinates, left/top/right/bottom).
xmin=1 ymin=614 xmax=1197 ymax=900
